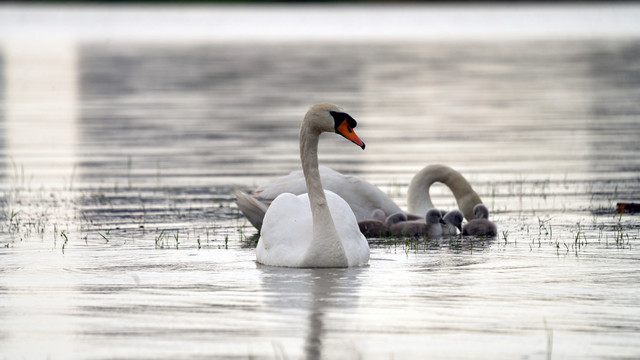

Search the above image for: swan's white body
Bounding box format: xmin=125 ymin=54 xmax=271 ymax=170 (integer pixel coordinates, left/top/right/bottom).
xmin=257 ymin=191 xmax=369 ymax=267
xmin=238 ymin=166 xmax=402 ymax=229
xmin=237 ymin=164 xmax=482 ymax=231
xmin=255 ymin=103 xmax=370 ymax=268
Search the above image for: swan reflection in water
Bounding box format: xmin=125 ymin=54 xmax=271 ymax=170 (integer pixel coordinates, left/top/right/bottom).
xmin=257 ymin=265 xmax=365 ymax=360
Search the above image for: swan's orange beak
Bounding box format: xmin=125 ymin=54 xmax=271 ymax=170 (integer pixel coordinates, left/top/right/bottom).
xmin=336 ymin=120 xmax=365 ymax=150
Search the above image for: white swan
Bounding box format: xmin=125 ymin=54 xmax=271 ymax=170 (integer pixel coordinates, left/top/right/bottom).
xmin=256 ymin=103 xmax=370 ymax=268
xmin=236 ymin=166 xmax=402 ymax=230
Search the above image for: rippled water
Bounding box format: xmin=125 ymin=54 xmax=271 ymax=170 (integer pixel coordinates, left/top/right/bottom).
xmin=1 ymin=5 xmax=640 ymax=360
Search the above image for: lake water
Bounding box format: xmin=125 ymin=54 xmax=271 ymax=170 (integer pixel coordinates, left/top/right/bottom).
xmin=1 ymin=4 xmax=640 ymax=360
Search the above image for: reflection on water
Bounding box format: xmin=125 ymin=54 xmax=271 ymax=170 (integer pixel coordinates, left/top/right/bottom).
xmin=2 ymin=252 xmax=77 ymax=358
xmin=4 ymin=40 xmax=78 ymax=187
xmin=258 ymin=266 xmax=364 ymax=360
xmin=1 ymin=4 xmax=640 ymax=359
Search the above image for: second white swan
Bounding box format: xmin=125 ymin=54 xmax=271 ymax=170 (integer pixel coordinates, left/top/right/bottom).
xmin=237 ymin=163 xmax=483 ymax=232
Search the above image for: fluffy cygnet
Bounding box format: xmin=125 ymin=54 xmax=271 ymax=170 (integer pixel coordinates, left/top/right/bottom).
xmin=389 ymin=208 xmax=445 ymax=238
xmin=462 ymin=204 xmax=497 ymax=237
xmin=358 ymin=209 xmax=389 ymax=238
xmin=441 ymin=209 xmax=464 ymax=236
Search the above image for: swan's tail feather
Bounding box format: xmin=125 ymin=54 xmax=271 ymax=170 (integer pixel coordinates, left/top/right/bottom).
xmin=235 ymin=191 xmax=269 ymax=232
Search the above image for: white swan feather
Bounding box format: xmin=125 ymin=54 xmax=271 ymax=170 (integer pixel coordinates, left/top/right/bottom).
xmin=257 ymin=190 xmax=369 ymax=267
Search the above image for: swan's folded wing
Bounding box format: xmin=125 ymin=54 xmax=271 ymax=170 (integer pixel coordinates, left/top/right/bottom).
xmin=253 ymin=166 xmax=401 ymax=222
xmin=253 ymin=169 xmax=307 ymax=200
xmin=257 ymin=193 xmax=313 ymax=267
xmin=323 ymin=174 xmax=402 ymax=221
xmin=254 ymin=166 xmax=342 ymax=200
xmin=324 ymin=191 xmax=370 ymax=266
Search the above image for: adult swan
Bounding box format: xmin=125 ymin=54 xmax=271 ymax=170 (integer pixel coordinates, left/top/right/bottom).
xmin=237 ymin=164 xmax=483 ymax=231
xmin=256 ymin=103 xmax=370 ymax=268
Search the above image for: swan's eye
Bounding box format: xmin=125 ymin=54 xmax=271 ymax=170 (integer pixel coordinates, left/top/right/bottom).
xmin=330 ymin=111 xmax=358 ymax=131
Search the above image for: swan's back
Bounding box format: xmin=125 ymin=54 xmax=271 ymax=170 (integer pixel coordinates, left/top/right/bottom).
xmin=253 ymin=166 xmax=402 ymax=221
xmin=254 ymin=167 xmax=341 ymax=199
xmin=257 ymin=193 xmax=313 ymax=267
xmin=257 ymin=190 xmax=369 ymax=267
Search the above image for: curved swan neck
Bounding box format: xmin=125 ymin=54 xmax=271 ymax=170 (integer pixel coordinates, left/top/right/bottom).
xmin=299 ymin=118 xmax=348 ymax=267
xmin=407 ymin=164 xmax=483 ymax=221
xmin=299 ymin=121 xmax=325 ymax=208
xmin=407 ymin=169 xmax=436 ymax=217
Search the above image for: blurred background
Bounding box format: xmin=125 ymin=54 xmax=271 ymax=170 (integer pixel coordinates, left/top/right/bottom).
xmin=1 ymin=0 xmax=639 ymax=234
xmin=2 ymin=2 xmax=640 ymax=360
xmin=1 ymin=1 xmax=639 ymax=188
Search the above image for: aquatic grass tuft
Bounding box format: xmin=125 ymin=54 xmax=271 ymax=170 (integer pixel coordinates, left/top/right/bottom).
xmin=98 ymin=232 xmax=109 ymax=243
xmin=127 ymin=156 xmax=132 ymax=190
xmin=155 ymin=229 xmax=166 ymax=249
xmin=574 ymin=223 xmax=581 ymax=249
xmin=61 ymin=231 xmax=69 ymax=254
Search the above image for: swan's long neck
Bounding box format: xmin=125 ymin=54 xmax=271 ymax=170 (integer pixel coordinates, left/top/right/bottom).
xmin=299 ymin=120 xmax=348 ymax=267
xmin=407 ymin=164 xmax=483 ymax=221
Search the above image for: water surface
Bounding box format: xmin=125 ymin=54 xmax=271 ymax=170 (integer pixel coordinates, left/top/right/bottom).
xmin=1 ymin=4 xmax=640 ymax=360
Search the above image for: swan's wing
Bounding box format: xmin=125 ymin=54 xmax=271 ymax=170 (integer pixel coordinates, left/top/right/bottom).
xmin=325 ymin=191 xmax=370 ymax=267
xmin=253 ymin=166 xmax=341 ymax=200
xmin=256 ymin=193 xmax=313 ymax=267
xmin=252 ymin=166 xmax=401 ymax=223
xmin=253 ymin=170 xmax=307 ymax=200
xmin=322 ymin=174 xmax=402 ymax=221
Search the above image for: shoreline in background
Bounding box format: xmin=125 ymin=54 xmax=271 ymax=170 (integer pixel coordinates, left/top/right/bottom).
xmin=1 ymin=3 xmax=640 ymax=42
